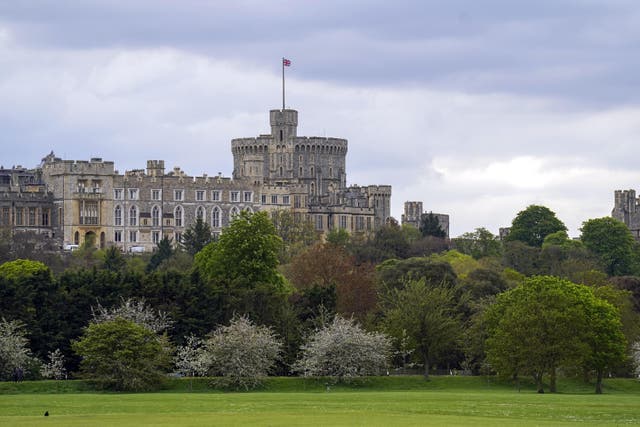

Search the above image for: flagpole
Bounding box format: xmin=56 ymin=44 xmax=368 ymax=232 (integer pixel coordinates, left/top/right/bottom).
xmin=282 ymin=57 xmax=285 ymax=111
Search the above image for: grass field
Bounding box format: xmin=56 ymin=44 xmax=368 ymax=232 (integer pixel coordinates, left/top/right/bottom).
xmin=1 ymin=376 xmax=639 ymax=426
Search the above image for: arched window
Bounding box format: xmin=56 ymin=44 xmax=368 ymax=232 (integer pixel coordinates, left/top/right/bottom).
xmin=310 ymin=182 xmax=316 ymax=195
xmin=279 ymin=166 xmax=283 ymax=177
xmin=114 ymin=205 xmax=122 ymax=226
xmin=175 ymin=205 xmax=183 ymax=227
xmin=152 ymin=205 xmax=160 ymax=227
xmin=310 ymin=166 xmax=314 ymax=176
xmin=212 ymin=206 xmax=221 ymax=228
xmin=244 ymin=206 xmax=253 ymax=214
xmin=196 ymin=206 xmax=205 ymax=221
xmin=129 ymin=205 xmax=138 ymax=226
xmin=329 ymin=167 xmax=333 ymax=178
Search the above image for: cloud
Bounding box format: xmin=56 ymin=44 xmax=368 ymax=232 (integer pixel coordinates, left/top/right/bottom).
xmin=1 ymin=1 xmax=639 ymax=239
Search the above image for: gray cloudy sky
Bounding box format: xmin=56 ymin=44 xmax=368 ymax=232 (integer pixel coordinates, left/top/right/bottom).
xmin=1 ymin=0 xmax=639 ymax=236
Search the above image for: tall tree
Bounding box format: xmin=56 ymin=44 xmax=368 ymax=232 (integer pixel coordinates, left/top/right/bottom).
xmin=419 ymin=212 xmax=446 ymax=238
xmin=382 ymin=279 xmax=461 ymax=378
xmin=453 ymin=227 xmax=502 ymax=260
xmin=147 ymin=236 xmax=174 ymax=272
xmin=506 ymin=205 xmax=567 ymax=247
xmin=484 ymin=276 xmax=626 ymax=393
xmin=580 ymin=217 xmax=637 ymax=276
xmin=194 ymin=211 xmax=288 ymax=324
xmin=181 ymin=217 xmax=213 ymax=256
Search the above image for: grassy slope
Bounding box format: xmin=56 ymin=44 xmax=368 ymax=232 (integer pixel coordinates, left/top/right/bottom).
xmin=1 ymin=377 xmax=639 ymax=426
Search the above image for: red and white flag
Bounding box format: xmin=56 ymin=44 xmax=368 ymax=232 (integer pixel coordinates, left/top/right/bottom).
xmin=283 ymin=58 xmax=291 ymax=67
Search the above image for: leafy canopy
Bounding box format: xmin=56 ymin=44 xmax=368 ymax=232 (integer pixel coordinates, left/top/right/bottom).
xmin=506 ymin=205 xmax=567 ymax=247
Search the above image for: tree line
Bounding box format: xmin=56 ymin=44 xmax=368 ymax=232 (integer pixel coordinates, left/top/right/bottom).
xmin=1 ymin=206 xmax=640 ymax=393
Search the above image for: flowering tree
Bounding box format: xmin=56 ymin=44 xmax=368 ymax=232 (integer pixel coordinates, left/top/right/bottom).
xmin=40 ymin=348 xmax=66 ymax=380
xmin=91 ymin=297 xmax=172 ymax=333
xmin=200 ymin=316 xmax=281 ymax=390
xmin=0 ymin=318 xmax=33 ymax=381
xmin=293 ymin=316 xmax=392 ymax=381
xmin=174 ymin=335 xmax=207 ymax=377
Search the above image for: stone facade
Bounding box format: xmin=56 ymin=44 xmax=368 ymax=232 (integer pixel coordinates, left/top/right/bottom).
xmin=612 ymin=189 xmax=640 ymax=239
xmin=0 ymin=165 xmax=57 ymax=244
xmin=9 ymin=107 xmax=392 ymax=252
xmin=232 ymin=108 xmax=392 ymax=235
xmin=401 ymin=201 xmax=450 ymax=238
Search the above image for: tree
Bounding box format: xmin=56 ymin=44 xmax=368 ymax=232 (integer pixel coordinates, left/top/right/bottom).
xmin=174 ymin=335 xmax=207 ymax=378
xmin=580 ymin=217 xmax=637 ymax=276
xmin=91 ymin=297 xmax=173 ymax=333
xmin=382 ymin=279 xmax=461 ymax=378
xmin=419 ymin=212 xmax=446 ymax=238
xmin=376 ymin=257 xmax=457 ymax=297
xmin=0 ymin=318 xmax=34 ymax=381
xmin=194 ymin=211 xmax=289 ymax=324
xmin=147 ymin=236 xmax=174 ymax=272
xmin=293 ymin=316 xmax=391 ymax=381
xmin=181 ymin=217 xmax=213 ymax=256
xmin=195 ymin=211 xmax=285 ymax=289
xmin=484 ymin=276 xmax=626 ymax=393
xmin=200 ymin=316 xmax=281 ymax=390
xmin=582 ymin=295 xmax=627 ymax=393
xmin=0 ymin=259 xmax=64 ymax=359
xmin=270 ymin=209 xmax=318 ymax=262
xmin=72 ymin=318 xmax=172 ymax=391
xmin=453 ymin=227 xmax=502 ymax=260
xmin=40 ymin=348 xmax=67 ymax=380
xmin=506 ymin=205 xmax=567 ymax=247
xmin=101 ymin=246 xmax=126 ymax=271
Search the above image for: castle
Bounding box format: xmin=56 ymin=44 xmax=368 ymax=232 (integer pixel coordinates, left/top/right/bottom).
xmin=1 ymin=108 xmax=392 ymax=252
xmin=612 ymin=189 xmax=640 ymax=239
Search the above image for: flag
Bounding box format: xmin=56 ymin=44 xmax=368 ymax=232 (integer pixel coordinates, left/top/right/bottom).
xmin=283 ymin=58 xmax=291 ymax=67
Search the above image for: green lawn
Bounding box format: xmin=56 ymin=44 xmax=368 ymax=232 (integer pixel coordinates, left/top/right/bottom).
xmin=1 ymin=377 xmax=639 ymax=426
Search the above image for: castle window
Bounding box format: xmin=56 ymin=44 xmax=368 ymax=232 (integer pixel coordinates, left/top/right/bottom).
xmin=230 ymin=191 xmax=239 ymax=202
xmin=129 ymin=205 xmax=138 ymax=226
xmin=340 ymin=215 xmax=347 ymax=229
xmin=294 ymin=196 xmax=301 ymax=208
xmin=329 ymin=167 xmax=333 ymax=178
xmin=28 ymin=208 xmax=37 ymax=226
xmin=282 ymin=195 xmax=290 ymax=205
xmin=175 ymin=206 xmax=183 ymax=227
xmin=152 ymin=206 xmax=160 ymax=227
xmin=114 ymin=205 xmax=122 ymax=226
xmin=175 ymin=232 xmax=182 ymax=243
xmin=243 ymin=191 xmax=253 ymax=202
xmin=114 ymin=189 xmax=123 ymax=200
xmin=174 ymin=190 xmax=183 ymax=201
xmin=212 ymin=206 xmax=221 ymax=228
xmin=196 ymin=206 xmax=205 ymax=220
xmin=310 ymin=166 xmax=314 ymax=176
xmin=280 ymin=129 xmax=283 ymax=141
xmin=152 ymin=231 xmax=160 ymax=244
xmin=212 ymin=190 xmax=221 ymax=201
xmin=261 ymin=194 xmax=266 ymax=204
xmin=152 ymin=189 xmax=161 ymax=201
xmin=114 ymin=230 xmax=122 ymax=242
xmin=271 ymin=195 xmax=278 ymax=204
xmin=315 ymin=215 xmax=323 ymax=230
xmin=42 ymin=209 xmax=50 ymax=227
xmin=129 ymin=230 xmax=137 ymax=243
xmin=80 ymin=201 xmax=99 ymax=225
xmin=1 ymin=207 xmax=9 ymax=226
xmin=128 ymin=188 xmax=139 ymax=200
xmin=310 ymin=182 xmax=315 ymax=195
xmin=196 ymin=190 xmax=205 ymax=201
xmin=279 ymin=167 xmax=283 ymax=177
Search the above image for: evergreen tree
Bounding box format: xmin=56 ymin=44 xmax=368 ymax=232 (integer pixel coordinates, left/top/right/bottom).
xmin=419 ymin=212 xmax=446 ymax=238
xmin=181 ymin=217 xmax=213 ymax=255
